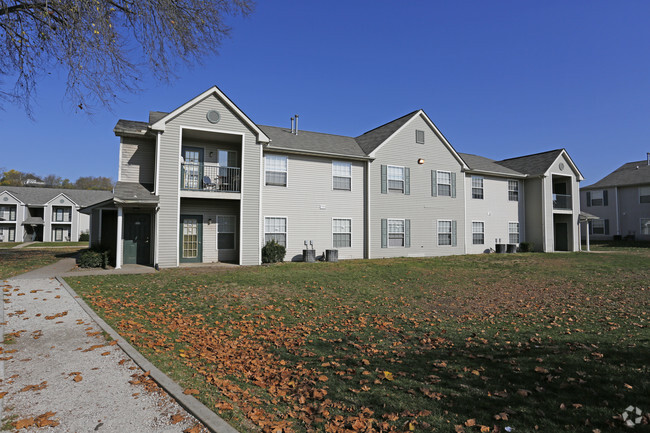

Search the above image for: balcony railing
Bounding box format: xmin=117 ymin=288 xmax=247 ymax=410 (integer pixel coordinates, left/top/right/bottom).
xmin=181 ymin=163 xmax=240 ymax=192
xmin=553 ymin=194 xmax=572 ymax=210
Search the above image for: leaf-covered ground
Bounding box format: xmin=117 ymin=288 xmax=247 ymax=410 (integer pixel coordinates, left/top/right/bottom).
xmin=67 ymin=251 xmax=650 ymax=433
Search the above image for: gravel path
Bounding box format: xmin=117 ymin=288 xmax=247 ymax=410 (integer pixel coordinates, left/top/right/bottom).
xmin=1 ymin=271 xmax=205 ymax=432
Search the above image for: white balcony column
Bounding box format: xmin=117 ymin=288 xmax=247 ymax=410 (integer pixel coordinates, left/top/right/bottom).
xmin=116 ymin=206 xmax=123 ymax=269
xmin=585 ymin=221 xmax=591 ymax=252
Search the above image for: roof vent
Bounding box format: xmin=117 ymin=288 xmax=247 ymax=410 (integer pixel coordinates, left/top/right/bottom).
xmin=290 ymin=114 xmax=299 ymax=135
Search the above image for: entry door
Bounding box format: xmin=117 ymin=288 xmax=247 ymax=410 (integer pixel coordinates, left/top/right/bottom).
xmin=123 ymin=213 xmax=151 ymax=265
xmin=554 ymin=222 xmax=568 ymax=252
xmin=182 ymin=147 xmax=204 ymax=190
xmin=180 ymin=215 xmax=202 ymax=263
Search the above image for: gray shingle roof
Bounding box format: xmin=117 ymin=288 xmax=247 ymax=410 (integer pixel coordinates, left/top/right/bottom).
xmin=113 ymin=182 xmax=158 ymax=203
xmin=149 ymin=111 xmax=168 ymax=124
xmin=114 ymin=119 xmax=149 ymax=135
xmin=1 ymin=186 xmax=113 ymax=207
xmin=259 ymin=125 xmax=369 ymax=159
xmin=354 ymin=110 xmax=420 ymax=155
xmin=459 ymin=153 xmax=525 ymax=177
xmin=582 ymin=160 xmax=650 ymax=189
xmin=496 ymin=149 xmax=564 ymax=176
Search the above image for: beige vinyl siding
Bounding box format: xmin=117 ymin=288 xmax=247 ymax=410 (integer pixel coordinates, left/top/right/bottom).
xmin=369 ymin=114 xmax=465 ymax=258
xmin=180 ymin=198 xmax=239 ymax=262
xmin=262 ymin=154 xmax=365 ymax=261
xmin=618 ymin=185 xmax=650 ymax=240
xmin=119 ymin=136 xmax=156 ymax=184
xmin=465 ymin=174 xmax=523 ymax=254
xmin=580 ymin=187 xmax=616 ymax=240
xmin=44 ymin=195 xmax=77 ymax=242
xmin=156 ymin=93 xmax=261 ymax=267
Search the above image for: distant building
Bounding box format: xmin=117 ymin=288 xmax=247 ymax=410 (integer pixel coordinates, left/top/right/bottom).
xmin=580 ymin=154 xmax=650 ymax=240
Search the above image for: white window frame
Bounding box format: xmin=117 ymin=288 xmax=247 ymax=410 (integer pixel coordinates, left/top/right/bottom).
xmin=387 ymin=218 xmax=405 ymax=248
xmin=332 ymin=218 xmax=352 ymax=248
xmin=590 ymin=190 xmax=604 ymax=206
xmin=640 ymin=218 xmax=650 ymax=235
xmin=508 ymin=180 xmax=519 ymax=202
xmin=264 ymin=216 xmax=287 ymax=247
xmin=508 ymin=222 xmax=520 ymax=244
xmin=53 ymin=226 xmax=69 ymax=242
xmin=471 ymin=176 xmax=484 ymax=199
xmin=387 ymin=165 xmax=405 ymax=193
xmin=264 ymin=155 xmax=288 ymax=187
xmin=215 ymin=215 xmax=237 ymax=251
xmin=640 ymin=186 xmax=650 ymax=204
xmin=0 ymin=205 xmax=17 ymax=222
xmin=437 ymin=171 xmax=452 ymax=197
xmin=214 ymin=149 xmax=238 ymax=167
xmin=472 ymin=221 xmax=485 ymax=245
xmin=437 ymin=220 xmax=452 ymax=246
xmin=332 ymin=161 xmax=352 ymax=191
xmin=53 ymin=206 xmax=71 ymax=223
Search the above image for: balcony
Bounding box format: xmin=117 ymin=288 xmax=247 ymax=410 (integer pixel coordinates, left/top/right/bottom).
xmin=181 ymin=163 xmax=240 ymax=193
xmin=553 ymin=194 xmax=572 ymax=210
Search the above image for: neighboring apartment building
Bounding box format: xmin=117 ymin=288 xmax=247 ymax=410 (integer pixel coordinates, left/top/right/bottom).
xmin=579 ymin=156 xmax=650 ymax=240
xmin=82 ymin=86 xmax=583 ymax=268
xmin=0 ymin=187 xmax=112 ymax=243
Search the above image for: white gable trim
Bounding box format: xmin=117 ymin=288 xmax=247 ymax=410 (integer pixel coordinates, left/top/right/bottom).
xmin=149 ymin=86 xmax=271 ymax=143
xmin=0 ymin=190 xmax=24 ymax=204
xmin=45 ymin=192 xmax=79 ymax=207
xmin=368 ymin=110 xmax=469 ymax=170
xmin=551 ymin=150 xmax=584 ymax=181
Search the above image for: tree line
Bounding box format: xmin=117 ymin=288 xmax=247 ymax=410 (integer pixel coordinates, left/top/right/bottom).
xmin=0 ymin=169 xmax=114 ymax=191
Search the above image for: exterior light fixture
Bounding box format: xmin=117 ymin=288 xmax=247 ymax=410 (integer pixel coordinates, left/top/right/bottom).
xmin=418 ymin=158 xmax=425 ymax=165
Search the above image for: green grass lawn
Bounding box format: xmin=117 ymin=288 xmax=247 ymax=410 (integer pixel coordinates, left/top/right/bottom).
xmin=25 ymin=241 xmax=89 ymax=248
xmin=66 ymin=252 xmax=650 ymax=433
xmin=0 ymin=242 xmax=21 ymax=249
xmin=0 ymin=248 xmax=82 ymax=280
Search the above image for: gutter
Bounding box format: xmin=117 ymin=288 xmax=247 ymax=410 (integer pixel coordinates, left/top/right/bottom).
xmin=264 ymin=146 xmax=374 ymax=162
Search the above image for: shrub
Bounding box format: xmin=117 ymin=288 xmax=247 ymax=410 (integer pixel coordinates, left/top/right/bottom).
xmin=78 ymin=249 xmax=110 ymax=268
xmin=519 ymin=242 xmax=534 ymax=252
xmin=79 ymin=232 xmax=90 ymax=242
xmin=262 ymin=240 xmax=286 ymax=263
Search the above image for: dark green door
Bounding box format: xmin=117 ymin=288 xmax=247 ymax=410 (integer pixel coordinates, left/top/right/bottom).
xmin=554 ymin=222 xmax=568 ymax=251
xmin=123 ymin=213 xmax=151 ymax=265
xmin=180 ymin=215 xmax=202 ymax=263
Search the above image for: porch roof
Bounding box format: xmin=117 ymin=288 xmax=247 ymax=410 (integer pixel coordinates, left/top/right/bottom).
xmin=22 ymin=217 xmax=44 ymax=225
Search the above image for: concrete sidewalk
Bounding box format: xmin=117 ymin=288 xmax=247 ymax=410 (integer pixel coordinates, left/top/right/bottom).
xmin=0 ymin=262 xmax=212 ymax=432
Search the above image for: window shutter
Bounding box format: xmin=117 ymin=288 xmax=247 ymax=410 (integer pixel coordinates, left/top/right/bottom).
xmin=381 ymin=219 xmax=388 ymax=248
xmin=586 ymin=192 xmax=591 ymax=207
xmin=603 ymin=190 xmax=608 ymax=206
xmin=405 ymin=219 xmax=411 ymax=247
xmin=404 ymin=168 xmax=410 ymax=195
xmin=451 ymin=220 xmax=457 ymax=247
xmin=381 ymin=165 xmax=387 ymax=194
xmin=604 ymin=219 xmax=610 ymax=235
xmin=451 ymin=172 xmax=457 ymax=198
xmin=227 ymin=151 xmax=238 ymax=168
xmin=431 ymin=170 xmax=437 ymax=197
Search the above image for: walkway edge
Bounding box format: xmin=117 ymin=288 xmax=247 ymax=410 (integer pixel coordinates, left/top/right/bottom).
xmin=55 ymin=276 xmax=239 ymax=433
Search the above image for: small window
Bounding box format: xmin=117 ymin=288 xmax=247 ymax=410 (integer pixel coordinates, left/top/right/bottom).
xmin=472 ymin=222 xmax=484 ymax=245
xmin=437 ymin=171 xmax=451 ymax=197
xmin=332 ymin=161 xmax=352 ymax=191
xmin=264 ymin=217 xmax=287 ymax=247
xmin=640 ymin=186 xmax=650 ymax=204
xmin=387 ymin=166 xmax=405 ymax=192
xmin=216 ymin=215 xmax=236 ymax=250
xmin=415 ymin=130 xmax=425 ymax=144
xmin=388 ymin=219 xmax=405 ymax=247
xmin=265 ymin=155 xmax=288 ymax=186
xmin=508 ymin=222 xmax=519 ymax=244
xmin=332 ymin=218 xmax=352 ymax=248
xmin=590 ymin=190 xmax=604 ymax=206
xmin=591 ymin=219 xmax=605 ymax=235
xmin=438 ymin=220 xmax=452 ymax=246
xmin=508 ymin=180 xmax=519 ymax=201
xmin=641 ymin=218 xmax=650 ymax=235
xmin=471 ymin=176 xmax=484 ymax=199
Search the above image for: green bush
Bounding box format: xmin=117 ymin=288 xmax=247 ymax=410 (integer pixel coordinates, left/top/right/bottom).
xmin=519 ymin=242 xmax=534 ymax=252
xmin=79 ymin=232 xmax=90 ymax=242
xmin=262 ymin=240 xmax=286 ymax=263
xmin=78 ymin=249 xmax=110 ymax=268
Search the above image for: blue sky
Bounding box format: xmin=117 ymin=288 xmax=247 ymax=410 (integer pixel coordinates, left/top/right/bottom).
xmin=3 ymin=1 xmax=650 ymax=185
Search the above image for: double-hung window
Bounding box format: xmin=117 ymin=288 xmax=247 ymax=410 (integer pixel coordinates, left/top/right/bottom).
xmin=387 ymin=166 xmax=405 ymax=192
xmin=53 ymin=207 xmax=70 ymax=222
xmin=471 ymin=176 xmax=484 ymax=199
xmin=388 ymin=219 xmax=405 ymax=247
xmin=438 ymin=220 xmax=452 ymax=246
xmin=508 ymin=222 xmax=520 ymax=244
xmin=437 ymin=171 xmax=452 ymax=196
xmin=264 ymin=217 xmax=287 ymax=247
xmin=332 ymin=161 xmax=352 ymax=191
xmin=216 ymin=215 xmax=236 ymax=250
xmin=332 ymin=218 xmax=352 ymax=248
xmin=640 ymin=186 xmax=650 ymax=204
xmin=508 ymin=180 xmax=519 ymax=201
xmin=472 ymin=222 xmax=484 ymax=245
xmin=0 ymin=206 xmax=16 ymax=221
xmin=591 ymin=219 xmax=605 ymax=235
xmin=590 ymin=190 xmax=604 ymax=206
xmin=265 ymin=155 xmax=288 ymax=186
